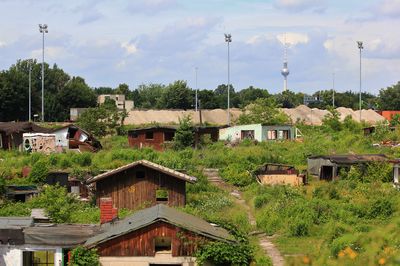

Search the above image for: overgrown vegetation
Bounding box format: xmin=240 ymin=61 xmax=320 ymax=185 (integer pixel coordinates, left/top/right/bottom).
xmin=68 ymin=246 xmax=99 ymax=266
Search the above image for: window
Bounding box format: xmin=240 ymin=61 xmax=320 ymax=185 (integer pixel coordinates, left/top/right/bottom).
xmin=154 ymin=236 xmax=172 ymax=253
xmin=136 ymin=171 xmax=145 ymax=179
xmin=131 ymin=132 xmax=138 ymax=138
xmin=164 ymin=131 xmax=175 ymax=141
xmin=241 ymin=130 xmax=255 ymax=140
xmin=145 ymin=131 xmax=154 ymax=139
xmin=156 ymin=189 xmax=168 ymax=202
xmin=23 ymin=250 xmax=55 ymax=266
xmin=267 ymin=130 xmax=277 ymax=140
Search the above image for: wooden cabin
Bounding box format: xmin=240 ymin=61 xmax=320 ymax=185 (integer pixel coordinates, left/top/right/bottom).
xmin=128 ymin=126 xmax=220 ymax=151
xmin=85 ymin=204 xmax=234 ymax=266
xmin=86 ymin=160 xmax=197 ymax=210
xmin=255 ymin=163 xmax=304 ymax=186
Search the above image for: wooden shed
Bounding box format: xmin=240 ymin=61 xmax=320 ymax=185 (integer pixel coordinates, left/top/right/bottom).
xmin=85 ymin=204 xmax=234 ymax=266
xmin=86 ymin=160 xmax=197 ymax=210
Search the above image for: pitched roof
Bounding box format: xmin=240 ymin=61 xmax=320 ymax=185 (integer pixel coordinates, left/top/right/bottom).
xmin=0 ymin=217 xmax=33 ymax=229
xmin=85 ymin=204 xmax=234 ymax=247
xmin=24 ymin=224 xmax=101 ymax=247
xmin=308 ymin=154 xmax=389 ymax=164
xmin=86 ymin=159 xmax=197 ymax=184
xmin=0 ymin=122 xmax=51 ymax=135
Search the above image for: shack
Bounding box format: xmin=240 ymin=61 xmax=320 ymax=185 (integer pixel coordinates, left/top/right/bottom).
xmin=86 ymin=160 xmax=197 ymax=210
xmin=128 ymin=125 xmax=220 ymax=151
xmin=85 ymin=204 xmax=234 ymax=266
xmin=52 ymin=124 xmax=102 ymax=152
xmin=22 ymin=133 xmax=56 ymax=154
xmin=0 ymin=122 xmax=51 ymax=150
xmin=219 ymin=123 xmax=300 ymax=143
xmin=307 ymin=154 xmax=398 ymax=181
xmin=5 ymin=185 xmax=38 ymax=202
xmin=255 ymin=163 xmax=305 ymax=186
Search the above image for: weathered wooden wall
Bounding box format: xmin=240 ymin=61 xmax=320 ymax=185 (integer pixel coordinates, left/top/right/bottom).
xmin=128 ymin=130 xmax=166 ymax=151
xmin=97 ymin=221 xmax=204 ymax=257
xmin=96 ymin=165 xmax=186 ymax=210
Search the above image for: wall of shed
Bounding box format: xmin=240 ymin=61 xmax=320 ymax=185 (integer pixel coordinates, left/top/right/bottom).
xmin=258 ymin=174 xmax=302 ymax=186
xmin=307 ymin=158 xmax=337 ymax=178
xmin=128 ymin=130 xmax=167 ymax=151
xmin=219 ymin=124 xmax=263 ymax=142
xmin=95 ymin=165 xmax=186 ymax=210
xmin=96 ymin=221 xmax=204 ymax=257
xmin=261 ymin=125 xmax=296 ymax=141
xmin=0 ymin=245 xmax=63 ymax=266
xmin=99 ymin=256 xmax=198 ymax=266
xmin=53 ymin=127 xmax=69 ymax=148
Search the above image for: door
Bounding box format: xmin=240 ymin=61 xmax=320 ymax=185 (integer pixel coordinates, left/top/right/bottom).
xmin=320 ymin=166 xmax=333 ymax=181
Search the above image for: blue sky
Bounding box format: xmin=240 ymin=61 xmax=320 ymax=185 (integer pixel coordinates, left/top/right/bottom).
xmin=0 ymin=0 xmax=399 ymax=94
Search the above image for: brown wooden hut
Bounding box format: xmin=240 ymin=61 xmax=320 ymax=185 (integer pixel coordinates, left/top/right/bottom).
xmin=86 ymin=160 xmax=197 ymax=210
xmin=0 ymin=122 xmax=50 ymax=150
xmin=85 ymin=204 xmax=234 ymax=266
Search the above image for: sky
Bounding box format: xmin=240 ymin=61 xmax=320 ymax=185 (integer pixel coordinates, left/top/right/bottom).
xmin=0 ymin=0 xmax=399 ymax=95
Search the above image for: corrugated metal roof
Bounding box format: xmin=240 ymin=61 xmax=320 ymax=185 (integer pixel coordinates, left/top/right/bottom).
xmin=86 ymin=160 xmax=197 ymax=184
xmin=24 ymin=224 xmax=101 ymax=247
xmin=0 ymin=217 xmax=33 ymax=229
xmin=308 ymin=154 xmax=389 ymax=164
xmin=85 ymin=204 xmax=234 ymax=247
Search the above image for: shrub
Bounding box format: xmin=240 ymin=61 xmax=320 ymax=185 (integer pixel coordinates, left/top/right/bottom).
xmin=330 ymin=234 xmax=362 ymax=257
xmin=71 ymin=153 xmax=92 ymax=167
xmin=367 ymin=198 xmax=394 ymax=219
xmin=220 ymin=163 xmax=254 ymax=187
xmin=29 ymin=160 xmax=49 ymax=183
xmin=289 ymin=219 xmax=310 ymax=237
xmin=69 ymin=246 xmax=99 ymax=266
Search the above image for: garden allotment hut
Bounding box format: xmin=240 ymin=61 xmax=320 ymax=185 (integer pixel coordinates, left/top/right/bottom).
xmin=87 ymin=160 xmax=197 ymax=210
xmin=85 ymin=204 xmax=234 ymax=266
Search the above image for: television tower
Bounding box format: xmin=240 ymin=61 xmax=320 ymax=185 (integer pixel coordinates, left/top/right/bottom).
xmin=281 ymin=38 xmax=289 ymax=92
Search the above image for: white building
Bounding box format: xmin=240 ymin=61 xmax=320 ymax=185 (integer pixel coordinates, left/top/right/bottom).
xmin=97 ymin=94 xmax=134 ymax=111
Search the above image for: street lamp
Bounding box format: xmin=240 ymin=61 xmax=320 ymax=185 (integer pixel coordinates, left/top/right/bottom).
xmin=357 ymin=41 xmax=363 ymax=122
xmin=224 ymin=33 xmax=232 ymax=125
xmin=28 ymin=60 xmax=33 ymax=122
xmin=39 ymin=24 xmax=48 ymax=122
xmin=195 ymin=67 xmax=198 ymax=112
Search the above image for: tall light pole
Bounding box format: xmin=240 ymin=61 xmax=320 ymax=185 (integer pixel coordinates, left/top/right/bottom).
xmin=28 ymin=60 xmax=32 ymax=122
xmin=39 ymin=24 xmax=48 ymax=122
xmin=357 ymin=41 xmax=363 ymax=122
xmin=224 ymin=33 xmax=232 ymax=125
xmin=195 ymin=67 xmax=198 ymax=112
xmin=332 ymin=71 xmax=335 ymax=108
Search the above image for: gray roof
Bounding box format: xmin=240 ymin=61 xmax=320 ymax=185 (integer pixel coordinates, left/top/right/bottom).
xmin=86 ymin=159 xmax=197 ymax=184
xmin=0 ymin=217 xmax=33 ymax=229
xmin=85 ymin=204 xmax=234 ymax=247
xmin=308 ymin=154 xmax=390 ymax=164
xmin=24 ymin=224 xmax=101 ymax=247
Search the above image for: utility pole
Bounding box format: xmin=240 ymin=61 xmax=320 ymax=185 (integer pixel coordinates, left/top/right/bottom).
xmin=224 ymin=33 xmax=232 ymax=125
xmin=357 ymin=41 xmax=363 ymax=122
xmin=28 ymin=60 xmax=32 ymax=122
xmin=332 ymin=72 xmax=335 ymax=108
xmin=195 ymin=67 xmax=198 ymax=112
xmin=39 ymin=24 xmax=48 ymax=122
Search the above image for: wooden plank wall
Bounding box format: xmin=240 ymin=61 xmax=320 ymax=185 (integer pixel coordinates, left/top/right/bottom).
xmin=96 ymin=165 xmax=186 ymax=210
xmin=97 ymin=221 xmax=204 ymax=257
xmin=128 ymin=130 xmax=165 ymax=151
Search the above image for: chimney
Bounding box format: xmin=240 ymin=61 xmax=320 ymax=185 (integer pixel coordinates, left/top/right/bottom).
xmin=100 ymin=198 xmax=118 ymax=224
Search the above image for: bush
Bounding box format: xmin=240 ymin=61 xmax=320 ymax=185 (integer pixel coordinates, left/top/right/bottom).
xmin=69 ymin=246 xmax=99 ymax=266
xmin=29 ymin=160 xmax=49 ymax=183
xmin=220 ymin=163 xmax=254 ymax=187
xmin=71 ymin=153 xmax=92 ymax=167
xmin=367 ymin=198 xmax=394 ymax=219
xmin=289 ymin=219 xmax=310 ymax=237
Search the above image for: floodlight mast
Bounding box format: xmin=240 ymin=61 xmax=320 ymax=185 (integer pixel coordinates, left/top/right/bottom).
xmin=224 ymin=33 xmax=232 ymax=125
xmin=357 ymin=41 xmax=363 ymax=122
xmin=39 ymin=24 xmax=48 ymax=122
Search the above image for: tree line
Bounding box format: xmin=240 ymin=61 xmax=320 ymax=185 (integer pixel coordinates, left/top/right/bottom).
xmin=0 ymin=59 xmax=399 ymax=122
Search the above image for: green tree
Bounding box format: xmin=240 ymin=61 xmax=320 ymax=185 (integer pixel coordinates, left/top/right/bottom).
xmin=237 ymin=98 xmax=290 ymax=125
xmin=379 ymin=82 xmax=400 ymax=110
xmin=173 ymin=115 xmax=194 ymax=150
xmin=274 ymin=90 xmax=304 ymax=108
xmin=160 ymin=80 xmax=193 ymax=109
xmin=136 ymin=83 xmax=165 ymax=108
xmin=237 ymin=86 xmax=270 ymax=107
xmin=29 ymin=160 xmax=49 ymax=184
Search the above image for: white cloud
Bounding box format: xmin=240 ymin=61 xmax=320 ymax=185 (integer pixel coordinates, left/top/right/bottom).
xmin=274 ymin=0 xmax=326 ymax=12
xmin=375 ymin=0 xmax=400 ymax=18
xmin=0 ymin=41 xmax=6 ymax=48
xmin=277 ymin=33 xmax=309 ymax=46
xmin=121 ymin=42 xmax=138 ymax=55
xmin=30 ymin=46 xmax=69 ymax=61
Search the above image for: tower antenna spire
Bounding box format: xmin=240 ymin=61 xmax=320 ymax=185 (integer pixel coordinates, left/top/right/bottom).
xmin=281 ymin=33 xmax=290 ymax=92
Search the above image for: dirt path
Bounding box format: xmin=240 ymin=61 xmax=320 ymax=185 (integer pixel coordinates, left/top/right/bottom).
xmin=203 ymin=168 xmax=285 ymax=266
